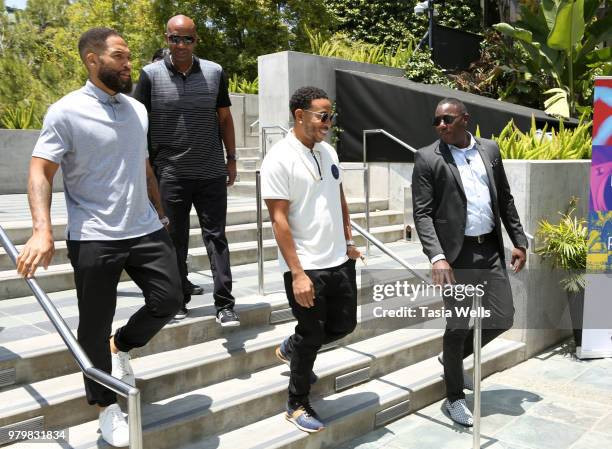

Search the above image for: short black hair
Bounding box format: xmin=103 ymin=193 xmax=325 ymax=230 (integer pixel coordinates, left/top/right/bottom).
xmin=78 ymin=27 xmax=121 ymax=63
xmin=437 ymin=97 xmax=468 ymax=114
xmin=290 ymin=86 xmax=329 ymax=118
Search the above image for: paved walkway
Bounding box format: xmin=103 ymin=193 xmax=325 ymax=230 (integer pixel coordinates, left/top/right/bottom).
xmin=338 ymin=343 xmax=612 ymax=449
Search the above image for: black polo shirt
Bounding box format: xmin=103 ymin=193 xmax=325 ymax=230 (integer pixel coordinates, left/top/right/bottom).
xmin=134 ymin=54 xmax=232 ymax=180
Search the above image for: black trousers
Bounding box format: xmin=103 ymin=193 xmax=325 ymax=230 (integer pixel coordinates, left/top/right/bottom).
xmin=283 ymin=259 xmax=358 ymax=404
xmin=66 ymin=229 xmax=182 ymax=406
xmin=443 ymin=234 xmax=515 ymax=402
xmin=158 ymin=175 xmax=235 ymax=311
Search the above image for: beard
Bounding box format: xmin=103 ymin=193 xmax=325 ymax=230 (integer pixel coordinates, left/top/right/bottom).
xmin=98 ymin=64 xmax=132 ymax=94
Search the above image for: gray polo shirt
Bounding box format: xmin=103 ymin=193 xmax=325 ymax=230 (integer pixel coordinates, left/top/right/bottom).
xmin=32 ymin=80 xmax=162 ymax=241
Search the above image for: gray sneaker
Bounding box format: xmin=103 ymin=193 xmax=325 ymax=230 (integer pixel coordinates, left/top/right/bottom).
xmin=445 ymin=398 xmax=474 ymax=427
xmin=438 ymin=352 xmax=474 ymax=391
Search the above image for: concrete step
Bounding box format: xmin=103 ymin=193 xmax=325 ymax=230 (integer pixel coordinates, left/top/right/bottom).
xmin=0 ymin=210 xmax=403 ymax=271
xmin=236 ymin=147 xmax=261 ymax=158
xmin=0 ymin=324 xmax=444 ymax=435
xmin=236 ymin=157 xmax=261 ymax=171
xmin=21 ymin=338 xmax=524 ymax=449
xmin=0 ymin=241 xmax=429 ymax=386
xmin=0 ymin=224 xmax=406 ymax=299
xmin=0 ymin=198 xmax=390 ymax=246
xmin=228 ymin=181 xmax=256 ymax=197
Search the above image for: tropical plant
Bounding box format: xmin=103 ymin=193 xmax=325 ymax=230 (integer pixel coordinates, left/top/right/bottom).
xmin=494 ymin=0 xmax=612 ymax=118
xmin=451 ymin=30 xmax=546 ymax=109
xmin=486 ymin=116 xmax=592 ymax=160
xmin=305 ymin=27 xmax=415 ymax=69
xmin=536 ymin=197 xmax=588 ymax=293
xmin=228 ymin=75 xmax=259 ymax=94
xmin=1 ymin=101 xmax=43 ymax=129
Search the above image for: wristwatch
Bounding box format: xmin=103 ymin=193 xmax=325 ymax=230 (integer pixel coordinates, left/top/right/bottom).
xmin=226 ymin=153 xmax=238 ymax=161
xmin=160 ymin=216 xmax=170 ymax=226
xmin=346 ymin=239 xmax=356 ymax=247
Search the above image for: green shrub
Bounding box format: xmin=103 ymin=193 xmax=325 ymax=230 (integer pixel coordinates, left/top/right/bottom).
xmin=485 ymin=116 xmax=592 ymax=160
xmin=305 ymin=27 xmax=415 ymax=69
xmin=1 ymin=101 xmax=42 ymax=129
xmin=536 ymin=197 xmax=587 ymax=293
xmin=228 ymin=75 xmax=259 ymax=94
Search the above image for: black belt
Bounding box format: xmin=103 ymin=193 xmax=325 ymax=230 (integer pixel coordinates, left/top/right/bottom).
xmin=464 ymin=231 xmax=495 ymax=244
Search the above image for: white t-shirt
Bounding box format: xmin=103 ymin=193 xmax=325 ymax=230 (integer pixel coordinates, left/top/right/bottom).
xmin=261 ymin=130 xmax=348 ymax=272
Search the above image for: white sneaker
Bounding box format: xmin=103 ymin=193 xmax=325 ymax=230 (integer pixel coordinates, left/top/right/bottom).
xmin=111 ymin=351 xmax=135 ymax=386
xmin=99 ymin=403 xmax=129 ymax=447
xmin=445 ymin=399 xmax=474 ymax=427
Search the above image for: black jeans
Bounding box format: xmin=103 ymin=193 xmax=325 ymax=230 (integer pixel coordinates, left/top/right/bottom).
xmin=283 ymin=259 xmax=358 ymax=404
xmin=158 ymin=175 xmax=235 ymax=311
xmin=66 ymin=229 xmax=182 ymax=406
xmin=443 ymin=235 xmax=515 ymax=402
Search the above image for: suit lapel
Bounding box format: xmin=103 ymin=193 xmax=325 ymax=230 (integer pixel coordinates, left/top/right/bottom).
xmin=436 ymin=141 xmax=466 ymax=199
xmin=475 ymin=139 xmax=499 ymax=211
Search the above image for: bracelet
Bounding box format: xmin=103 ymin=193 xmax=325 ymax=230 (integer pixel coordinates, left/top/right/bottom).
xmin=160 ymin=216 xmax=170 ymax=226
xmin=346 ymin=239 xmax=356 ymax=247
xmin=226 ymin=153 xmax=238 ymax=161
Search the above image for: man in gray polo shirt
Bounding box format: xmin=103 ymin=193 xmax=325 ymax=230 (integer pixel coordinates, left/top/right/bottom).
xmin=134 ymin=14 xmax=240 ymax=326
xmin=16 ymin=28 xmax=181 ymax=447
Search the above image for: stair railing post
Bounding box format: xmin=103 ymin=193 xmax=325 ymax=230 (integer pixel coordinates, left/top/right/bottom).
xmin=473 ymin=292 xmax=482 ymax=448
xmin=362 ymin=131 xmax=370 ymax=257
xmin=256 ymin=170 xmax=264 ymax=296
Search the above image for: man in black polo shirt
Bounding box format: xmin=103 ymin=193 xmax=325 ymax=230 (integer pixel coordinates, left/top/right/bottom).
xmin=134 ymin=14 xmax=239 ymax=326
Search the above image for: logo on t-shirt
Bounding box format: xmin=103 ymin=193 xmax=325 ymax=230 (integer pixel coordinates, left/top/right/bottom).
xmin=331 ymin=164 xmax=339 ymax=180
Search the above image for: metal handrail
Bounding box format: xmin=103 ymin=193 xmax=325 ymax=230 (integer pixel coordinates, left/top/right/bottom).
xmin=362 ymin=129 xmax=418 ymax=256
xmin=350 ymin=221 xmax=429 ymax=283
xmin=249 ymin=118 xmax=260 ymax=135
xmin=0 ymin=226 xmax=143 ymax=448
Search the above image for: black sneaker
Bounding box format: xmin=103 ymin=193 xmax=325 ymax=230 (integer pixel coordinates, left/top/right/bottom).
xmin=216 ymin=309 xmax=240 ymax=327
xmin=175 ymin=306 xmax=189 ymax=320
xmin=189 ymin=281 xmax=204 ymax=295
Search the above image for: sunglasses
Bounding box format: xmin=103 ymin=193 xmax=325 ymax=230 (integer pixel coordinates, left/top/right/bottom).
xmin=432 ymin=114 xmax=463 ymax=126
xmin=167 ymin=35 xmax=195 ymax=45
xmin=304 ymin=110 xmax=336 ymax=123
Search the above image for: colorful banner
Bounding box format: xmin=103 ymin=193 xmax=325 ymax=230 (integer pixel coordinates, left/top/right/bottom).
xmin=580 ymin=76 xmax=612 ymax=359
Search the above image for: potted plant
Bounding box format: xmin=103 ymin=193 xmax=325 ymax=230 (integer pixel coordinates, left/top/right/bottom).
xmin=536 ymin=197 xmax=587 ymax=348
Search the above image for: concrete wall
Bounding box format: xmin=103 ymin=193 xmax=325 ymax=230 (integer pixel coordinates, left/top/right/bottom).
xmin=258 ymin=51 xmax=404 ymax=139
xmin=229 ymin=93 xmax=259 ymax=148
xmin=0 ymin=130 xmax=64 ymax=194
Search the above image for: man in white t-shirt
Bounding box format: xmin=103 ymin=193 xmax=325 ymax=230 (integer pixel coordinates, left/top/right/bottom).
xmin=261 ymin=86 xmax=362 ymax=433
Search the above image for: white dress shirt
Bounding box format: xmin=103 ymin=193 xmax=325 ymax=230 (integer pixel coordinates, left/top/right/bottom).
xmin=430 ymin=133 xmax=495 ymax=264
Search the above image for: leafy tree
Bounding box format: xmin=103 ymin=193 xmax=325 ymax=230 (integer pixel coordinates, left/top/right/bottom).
xmin=24 ymin=0 xmax=71 ymax=30
xmin=151 ymin=0 xmax=333 ymax=79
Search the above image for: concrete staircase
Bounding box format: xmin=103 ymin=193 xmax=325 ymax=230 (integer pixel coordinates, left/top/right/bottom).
xmin=0 ymin=142 xmax=526 ymax=448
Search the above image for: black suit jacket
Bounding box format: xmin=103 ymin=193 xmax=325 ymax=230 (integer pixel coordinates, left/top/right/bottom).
xmin=411 ymin=137 xmax=528 ymax=265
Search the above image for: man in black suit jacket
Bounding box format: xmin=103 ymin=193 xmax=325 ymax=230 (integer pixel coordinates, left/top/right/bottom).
xmin=412 ymin=98 xmax=527 ymax=426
